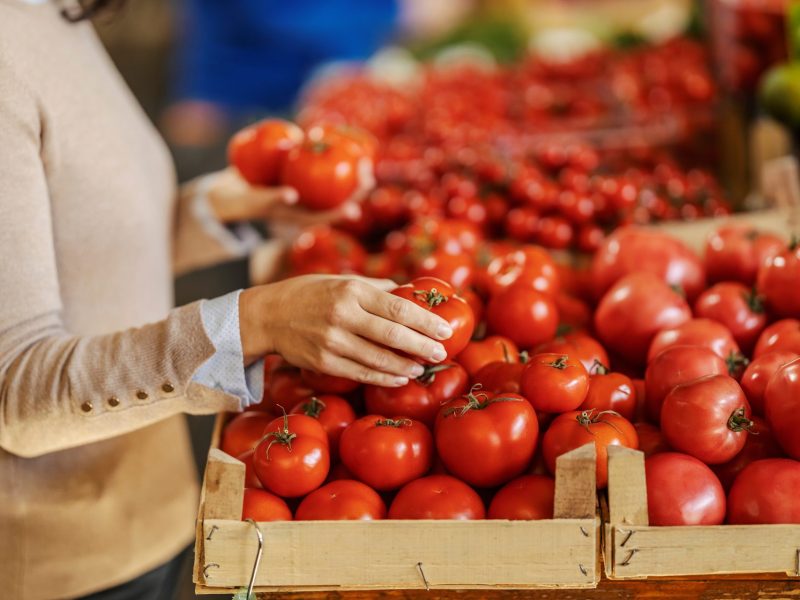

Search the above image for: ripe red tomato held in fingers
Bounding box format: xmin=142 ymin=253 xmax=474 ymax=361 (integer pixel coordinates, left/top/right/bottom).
xmin=364 ymin=361 xmax=468 ymax=427
xmin=339 ymin=415 xmax=433 ymax=491
xmin=704 ymin=225 xmax=785 ymax=286
xmin=693 ymin=282 xmax=767 ymax=355
xmin=435 ymin=388 xmax=539 ymax=488
xmin=237 ymin=449 xmax=264 ymax=489
xmin=241 ymin=488 xmax=292 ymax=522
xmin=757 ymin=241 xmax=800 ymax=318
xmin=473 ymin=360 xmax=526 ymax=394
xmin=634 ymin=422 xmax=670 ymax=457
xmin=228 ymin=118 xmax=304 ymax=186
xmin=456 ymin=335 xmax=519 ymax=378
xmin=482 ymin=246 xmax=560 ymax=297
xmin=647 ymin=318 xmax=742 ymax=367
xmin=578 ymin=363 xmax=636 ymax=421
xmin=765 ymin=358 xmax=800 ymax=460
xmin=391 ymin=277 xmax=475 ymax=358
xmin=388 ymin=475 xmax=486 ymax=520
xmin=594 ymin=272 xmax=692 ymax=367
xmin=712 ymin=416 xmax=784 ymax=491
xmin=221 ymin=412 xmax=274 ymax=458
xmin=535 ymin=332 xmax=610 ymax=374
xmin=487 ymin=285 xmax=558 ymax=350
xmin=488 ymin=475 xmax=555 ymax=520
xmin=753 ymin=319 xmax=800 ymax=358
xmin=521 ymin=353 xmax=589 ymax=413
xmin=645 ymin=452 xmax=726 ymax=525
xmin=295 ymin=480 xmax=386 ymax=521
xmin=660 ymin=375 xmax=753 ymax=465
xmin=253 ymin=413 xmax=330 ymax=498
xmin=727 ymin=459 xmax=800 ymax=524
xmin=644 ymin=345 xmax=728 ymax=423
xmin=300 ymin=369 xmax=360 ymax=395
xmin=282 ymin=133 xmax=371 ymax=211
xmin=542 ymin=409 xmax=638 ymax=489
xmin=591 ymin=227 xmax=706 ymax=301
xmin=289 ymin=395 xmax=356 ymax=456
xmin=740 ymin=351 xmax=799 ymax=416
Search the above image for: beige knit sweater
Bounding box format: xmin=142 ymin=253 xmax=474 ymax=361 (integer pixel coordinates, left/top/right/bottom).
xmin=0 ymin=2 xmax=244 ymax=598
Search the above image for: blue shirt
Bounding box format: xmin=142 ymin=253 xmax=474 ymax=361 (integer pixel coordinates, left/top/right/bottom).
xmin=173 ymin=0 xmax=399 ymax=114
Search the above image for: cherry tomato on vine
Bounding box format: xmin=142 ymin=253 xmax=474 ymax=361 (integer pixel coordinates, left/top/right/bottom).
xmin=388 ymin=475 xmax=486 ymax=520
xmin=339 ymin=415 xmax=433 ymax=491
xmin=521 ymin=353 xmax=589 ymax=413
xmin=645 ymin=452 xmax=725 ymax=525
xmin=295 ymin=480 xmax=386 ymax=521
xmin=488 ymin=475 xmax=555 ymax=520
xmin=435 ymin=387 xmax=538 ymax=488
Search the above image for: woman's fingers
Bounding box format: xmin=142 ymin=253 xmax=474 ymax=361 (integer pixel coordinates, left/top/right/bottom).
xmin=356 ymin=284 xmax=453 ymax=342
xmin=207 ymin=168 xmax=299 ymax=222
xmin=332 ymin=330 xmax=425 ymax=379
xmin=313 ymin=352 xmax=409 ymax=387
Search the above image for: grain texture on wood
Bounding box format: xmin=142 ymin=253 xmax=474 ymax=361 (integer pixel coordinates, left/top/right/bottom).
xmin=203 ymin=449 xmax=245 ymax=521
xmin=553 ymin=442 xmax=596 ymax=519
xmin=606 ymin=446 xmax=648 ymax=527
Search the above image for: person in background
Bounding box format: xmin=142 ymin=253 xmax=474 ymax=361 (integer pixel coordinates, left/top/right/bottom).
xmin=0 ymin=1 xmax=454 ymax=598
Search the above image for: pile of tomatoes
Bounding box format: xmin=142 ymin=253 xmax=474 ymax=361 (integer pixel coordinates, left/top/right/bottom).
xmin=222 ymin=219 xmax=800 ymax=525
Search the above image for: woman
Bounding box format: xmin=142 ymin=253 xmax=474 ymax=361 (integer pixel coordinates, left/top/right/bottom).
xmin=0 ymin=1 xmax=452 ymax=598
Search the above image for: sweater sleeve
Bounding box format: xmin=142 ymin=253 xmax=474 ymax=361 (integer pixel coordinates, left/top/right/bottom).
xmin=0 ymin=51 xmax=241 ymax=458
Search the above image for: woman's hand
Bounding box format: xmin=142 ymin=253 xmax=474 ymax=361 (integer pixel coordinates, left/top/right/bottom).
xmin=239 ymin=275 xmax=454 ymax=387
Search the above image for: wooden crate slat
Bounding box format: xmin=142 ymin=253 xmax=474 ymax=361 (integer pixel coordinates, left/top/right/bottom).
xmin=200 ymin=518 xmax=599 ymax=589
xmin=554 ymin=443 xmax=596 ymax=519
xmin=606 ymin=445 xmax=648 ymax=527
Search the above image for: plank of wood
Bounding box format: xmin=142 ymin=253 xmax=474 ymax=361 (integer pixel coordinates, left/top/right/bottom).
xmin=608 ymin=524 xmax=800 ymax=579
xmin=606 ymin=446 xmax=648 ymax=527
xmin=203 ymin=449 xmax=245 ymax=521
xmin=553 ymin=442 xmax=596 ymax=520
xmin=198 ymin=518 xmax=599 ymax=590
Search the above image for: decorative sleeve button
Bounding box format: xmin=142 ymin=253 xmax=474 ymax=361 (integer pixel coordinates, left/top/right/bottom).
xmin=107 ymin=396 xmax=120 ymax=407
xmin=135 ymin=390 xmax=148 ymax=400
xmin=161 ymin=382 xmax=175 ymax=393
xmin=80 ymin=401 xmax=93 ymax=413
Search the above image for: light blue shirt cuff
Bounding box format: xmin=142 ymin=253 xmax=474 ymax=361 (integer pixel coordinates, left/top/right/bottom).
xmin=193 ymin=289 xmax=264 ymax=408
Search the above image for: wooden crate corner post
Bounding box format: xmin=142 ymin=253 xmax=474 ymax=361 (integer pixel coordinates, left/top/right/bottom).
xmin=554 ymin=442 xmax=597 ymax=520
xmin=605 ymin=446 xmax=648 ymax=579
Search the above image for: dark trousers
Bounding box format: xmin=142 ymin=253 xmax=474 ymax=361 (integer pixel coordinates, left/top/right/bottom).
xmin=77 ymin=548 xmax=187 ymax=600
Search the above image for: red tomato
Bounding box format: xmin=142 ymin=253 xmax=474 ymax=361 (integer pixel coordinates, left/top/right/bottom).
xmin=236 ymin=449 xmax=264 ymax=489
xmin=727 ymin=459 xmax=800 ymax=524
xmin=339 ymin=416 xmax=433 ymax=491
xmin=488 ymin=475 xmax=555 ymax=520
xmin=645 ymin=452 xmax=726 ymax=525
xmin=289 ymin=226 xmax=367 ymax=275
xmin=295 ymin=480 xmax=386 ymax=520
xmin=753 ymin=319 xmax=800 ymax=357
xmin=591 ymin=228 xmax=706 ymax=301
xmin=481 ymin=246 xmax=560 ymax=297
xmin=253 ymin=413 xmax=330 ymax=498
xmin=221 ymin=412 xmax=273 ymax=458
xmin=578 ymin=363 xmax=636 ymax=421
xmin=312 ymin=123 xmax=379 ymax=160
xmin=486 ymin=285 xmax=558 ymax=349
xmin=660 ymin=375 xmax=752 ymax=464
xmin=594 ymin=273 xmax=692 ymax=367
xmin=388 ymin=475 xmax=486 ymax=520
xmin=435 ymin=388 xmax=539 ymax=487
xmin=704 ymin=225 xmax=784 ymax=285
xmin=412 ymin=250 xmax=474 ymax=289
xmin=554 ymin=293 xmax=591 ymax=330
xmin=392 ymin=277 xmax=475 ymax=358
xmin=282 ymin=132 xmax=370 ymax=210
xmin=634 ymin=422 xmax=670 ymax=457
xmin=300 ymin=369 xmax=360 ymax=395
xmin=228 ymin=119 xmax=304 ymax=185
xmin=504 ymin=207 xmax=539 ymax=242
xmin=712 ymin=416 xmax=784 ymax=491
xmin=740 ymin=351 xmax=799 ymax=415
xmin=535 ymin=332 xmax=610 ymax=374
xmin=644 ymin=345 xmax=728 ymax=423
xmin=693 ymin=282 xmax=767 ymax=354
xmin=364 ymin=361 xmax=468 ymax=427
xmin=542 ymin=409 xmax=638 ymax=488
xmin=457 ymin=287 xmax=484 ymax=327
xmin=456 ymin=336 xmax=519 ymax=378
xmin=520 ymin=353 xmax=589 ymax=413
xmin=757 ymin=241 xmax=800 ymax=318
xmin=765 ymin=358 xmax=800 ymax=460
xmin=473 ymin=360 xmax=526 ymax=394
xmin=536 ymin=215 xmax=574 ymax=249
xmin=289 ymin=395 xmax=356 ymax=456
xmin=241 ymin=488 xmax=292 ymax=522
xmin=647 ymin=318 xmax=742 ymax=367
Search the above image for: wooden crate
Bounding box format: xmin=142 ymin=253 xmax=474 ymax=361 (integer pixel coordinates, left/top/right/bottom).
xmin=193 ymin=413 xmax=602 ymax=594
xmin=604 ymin=446 xmax=800 ymax=580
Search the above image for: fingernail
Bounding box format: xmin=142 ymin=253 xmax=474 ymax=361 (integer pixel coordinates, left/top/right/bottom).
xmin=393 ymin=376 xmax=409 ymax=386
xmin=437 ymin=324 xmax=453 ymax=340
xmin=409 ymin=364 xmax=425 ymax=377
xmin=283 ymin=188 xmax=299 ymax=204
xmin=430 ymin=346 xmax=447 ymax=363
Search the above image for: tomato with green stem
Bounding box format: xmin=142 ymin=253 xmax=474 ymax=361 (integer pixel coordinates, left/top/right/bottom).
xmin=712 ymin=416 xmax=783 ymax=491
xmin=542 ymin=409 xmax=638 ymax=488
xmin=435 ymin=387 xmax=538 ymax=488
xmin=289 ymin=395 xmax=356 ymax=456
xmin=535 ymin=332 xmax=610 ymax=373
xmin=660 ymin=374 xmax=753 ymax=465
xmin=521 ymin=353 xmax=589 ymax=413
xmin=578 ymin=361 xmax=636 ymax=421
xmin=456 ymin=335 xmax=519 ymax=378
xmin=339 ymin=415 xmax=433 ymax=491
